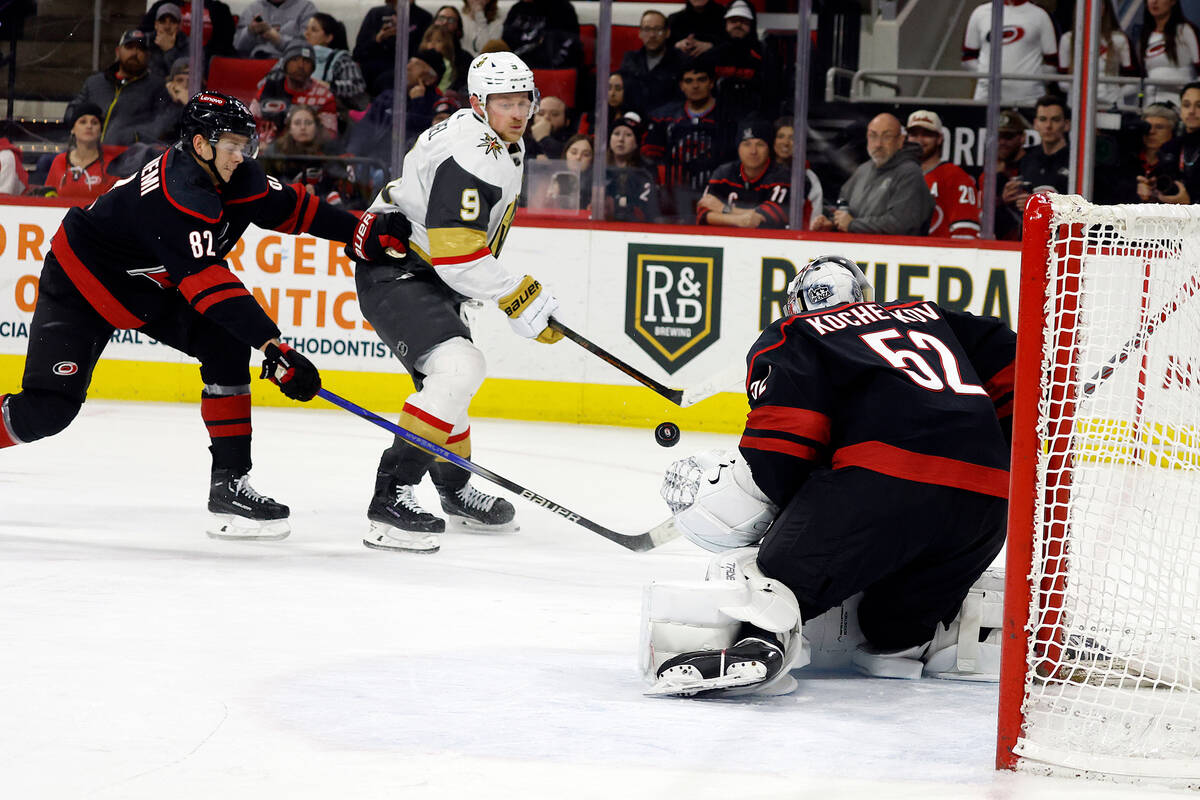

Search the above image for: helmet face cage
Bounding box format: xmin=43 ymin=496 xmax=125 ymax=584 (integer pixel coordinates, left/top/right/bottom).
xmin=784 ymin=255 xmax=873 ymax=316
xmin=181 ymin=91 xmax=260 ymax=159
xmin=467 ymin=53 xmax=539 ymax=122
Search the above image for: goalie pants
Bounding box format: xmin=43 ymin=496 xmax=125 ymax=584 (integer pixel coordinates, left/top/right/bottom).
xmin=5 ymin=253 xmax=255 ymax=472
xmin=354 ymin=261 xmax=472 ymax=490
xmin=757 ymin=467 xmax=1006 ymax=652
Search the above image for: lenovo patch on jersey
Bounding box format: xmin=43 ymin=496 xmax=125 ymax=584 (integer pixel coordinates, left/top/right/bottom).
xmin=625 ymin=244 xmax=722 ymax=373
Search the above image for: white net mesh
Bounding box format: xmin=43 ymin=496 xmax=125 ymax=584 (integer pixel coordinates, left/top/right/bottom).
xmin=1015 ymin=196 xmax=1200 ymax=781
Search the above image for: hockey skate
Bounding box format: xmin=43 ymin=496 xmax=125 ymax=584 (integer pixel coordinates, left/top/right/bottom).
xmin=648 ymin=636 xmax=786 ymax=698
xmin=437 ymin=483 xmax=518 ymax=532
xmin=207 ymin=469 xmax=291 ymax=541
xmin=364 ymin=476 xmax=443 ymax=553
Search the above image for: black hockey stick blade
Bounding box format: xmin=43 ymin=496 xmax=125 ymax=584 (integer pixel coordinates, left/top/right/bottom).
xmin=548 ymin=318 xmax=686 ymax=406
xmin=317 ymin=388 xmax=680 ymax=552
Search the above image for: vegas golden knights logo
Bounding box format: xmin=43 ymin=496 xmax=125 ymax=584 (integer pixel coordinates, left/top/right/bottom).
xmin=625 ymin=244 xmax=722 ymax=373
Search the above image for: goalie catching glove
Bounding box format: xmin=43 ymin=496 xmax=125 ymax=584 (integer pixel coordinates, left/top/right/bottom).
xmin=497 ymin=275 xmax=564 ymax=344
xmin=345 ymin=210 xmax=411 ymax=263
xmin=661 ymin=450 xmax=777 ymax=552
xmin=261 ymin=342 xmax=321 ymax=401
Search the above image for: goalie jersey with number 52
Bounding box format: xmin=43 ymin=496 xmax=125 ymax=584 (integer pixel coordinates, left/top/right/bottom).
xmin=368 ymin=108 xmax=523 ymax=301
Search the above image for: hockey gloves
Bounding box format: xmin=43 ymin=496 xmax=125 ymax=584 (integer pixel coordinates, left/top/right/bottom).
xmin=497 ymin=275 xmax=564 ymax=344
xmin=346 ymin=210 xmax=411 ymax=264
xmin=261 ymin=342 xmax=321 ymax=401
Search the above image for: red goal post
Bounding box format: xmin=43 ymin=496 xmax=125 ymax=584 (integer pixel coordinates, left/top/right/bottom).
xmin=997 ymin=193 xmax=1200 ymax=785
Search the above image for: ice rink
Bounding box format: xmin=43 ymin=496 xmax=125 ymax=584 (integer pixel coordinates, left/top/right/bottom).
xmin=1 ymin=399 xmax=1190 ymax=799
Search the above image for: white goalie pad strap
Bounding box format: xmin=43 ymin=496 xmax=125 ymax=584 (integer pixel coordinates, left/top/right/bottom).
xmin=802 ymin=592 xmax=866 ymax=670
xmin=925 ymin=567 xmax=1005 ymax=681
xmin=640 ymin=580 xmax=743 ymax=679
xmin=704 ymin=547 xmax=801 ymax=634
xmin=408 ymin=337 xmax=487 ymax=425
xmin=669 ymin=454 xmax=777 ymax=553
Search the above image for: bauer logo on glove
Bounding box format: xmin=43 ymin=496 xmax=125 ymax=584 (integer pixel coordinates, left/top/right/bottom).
xmin=497 ymin=275 xmax=564 ymax=344
xmin=346 ymin=210 xmax=411 ymax=264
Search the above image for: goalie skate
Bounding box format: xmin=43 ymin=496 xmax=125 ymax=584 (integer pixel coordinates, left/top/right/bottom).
xmin=647 ymin=636 xmax=785 ymax=698
xmin=437 ymin=484 xmax=519 ymax=532
xmin=206 ymin=470 xmax=291 ymax=541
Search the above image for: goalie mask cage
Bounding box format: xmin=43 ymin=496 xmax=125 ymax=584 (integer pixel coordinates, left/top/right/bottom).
xmin=997 ymin=194 xmax=1200 ymax=785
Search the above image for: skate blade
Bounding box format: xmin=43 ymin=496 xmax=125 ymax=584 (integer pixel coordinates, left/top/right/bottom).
xmin=206 ymin=514 xmax=291 ymax=541
xmin=645 ymin=670 xmax=762 ymax=698
xmin=363 ymin=522 xmax=440 ymax=553
xmin=445 ymin=514 xmax=520 ymax=534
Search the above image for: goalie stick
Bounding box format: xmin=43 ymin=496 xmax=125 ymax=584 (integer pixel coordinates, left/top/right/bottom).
xmin=317 ymin=388 xmax=681 ymax=552
xmin=1080 ymin=271 xmax=1200 ymax=398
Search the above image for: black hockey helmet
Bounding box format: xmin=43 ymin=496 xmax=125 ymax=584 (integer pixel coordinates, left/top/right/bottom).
xmin=784 ymin=255 xmax=873 ymax=315
xmin=180 ymin=91 xmax=259 ymax=158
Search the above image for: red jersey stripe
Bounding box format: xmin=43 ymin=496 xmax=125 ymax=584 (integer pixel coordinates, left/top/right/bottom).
xmin=446 ymin=428 xmax=471 ymax=444
xmin=832 ymin=440 xmax=1008 ymax=498
xmin=985 ymin=361 xmax=1015 ymax=398
xmin=192 ymin=286 xmax=251 ymax=314
xmin=433 ymin=247 xmax=491 ymax=266
xmin=402 ymin=402 xmax=455 ymax=433
xmin=201 ymin=394 xmax=251 ymax=422
xmin=226 ymin=188 xmax=268 ymax=205
xmin=746 ymin=405 xmax=831 ymax=444
xmin=179 ymin=264 xmax=238 ymax=303
xmin=739 ymin=434 xmax=819 ymax=461
xmin=51 ymin=229 xmax=145 ymax=329
xmin=272 ymin=183 xmax=308 ymax=233
xmin=206 ymin=421 xmax=252 ymax=438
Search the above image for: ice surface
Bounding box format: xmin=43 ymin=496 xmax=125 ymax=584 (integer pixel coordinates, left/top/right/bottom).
xmin=0 ymin=401 xmax=1188 ymax=799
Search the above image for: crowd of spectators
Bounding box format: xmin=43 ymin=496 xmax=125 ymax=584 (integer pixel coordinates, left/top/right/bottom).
xmin=10 ymin=0 xmax=1200 ymax=237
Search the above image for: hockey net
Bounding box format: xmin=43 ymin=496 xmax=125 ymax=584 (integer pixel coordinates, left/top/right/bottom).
xmin=997 ymin=195 xmax=1200 ymax=785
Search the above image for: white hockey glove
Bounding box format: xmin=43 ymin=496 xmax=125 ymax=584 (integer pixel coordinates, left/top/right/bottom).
xmin=497 ymin=275 xmax=564 ymax=344
xmin=661 ymin=450 xmax=777 ymax=552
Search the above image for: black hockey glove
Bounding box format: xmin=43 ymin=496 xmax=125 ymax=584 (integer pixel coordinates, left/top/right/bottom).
xmin=345 ymin=210 xmax=411 ymax=264
xmin=261 ymin=342 xmax=321 ymax=402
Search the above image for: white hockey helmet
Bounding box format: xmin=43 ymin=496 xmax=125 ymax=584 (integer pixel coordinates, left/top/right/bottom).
xmin=784 ymin=255 xmax=873 ymax=315
xmin=467 ymin=52 xmax=539 ymax=121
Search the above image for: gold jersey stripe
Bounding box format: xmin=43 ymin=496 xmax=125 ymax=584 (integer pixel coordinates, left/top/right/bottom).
xmin=429 ymin=227 xmax=488 ymax=259
xmin=398 ymin=409 xmax=454 ymax=446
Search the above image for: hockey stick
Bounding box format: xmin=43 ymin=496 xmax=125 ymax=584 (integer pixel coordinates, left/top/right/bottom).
xmin=1080 ymin=271 xmax=1200 ymax=398
xmin=548 ymin=318 xmax=686 ymax=406
xmin=317 ymin=388 xmax=680 ymax=552
xmin=680 ymin=361 xmax=746 ymax=407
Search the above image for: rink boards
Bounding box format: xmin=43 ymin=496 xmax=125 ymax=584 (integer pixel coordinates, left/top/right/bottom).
xmin=0 ymin=200 xmax=1020 ymax=431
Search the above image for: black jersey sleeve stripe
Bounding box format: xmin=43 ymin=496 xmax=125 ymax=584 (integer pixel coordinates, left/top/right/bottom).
xmin=746 ymin=404 xmax=831 ymax=444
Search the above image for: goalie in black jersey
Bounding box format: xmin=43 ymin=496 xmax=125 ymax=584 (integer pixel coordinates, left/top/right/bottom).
xmin=642 ymin=255 xmax=1015 ymax=698
xmin=0 ymin=91 xmax=407 ymax=541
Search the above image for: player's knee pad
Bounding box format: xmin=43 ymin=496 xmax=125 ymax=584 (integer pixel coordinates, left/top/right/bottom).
xmin=662 ymin=451 xmax=777 ymax=552
xmin=3 ymin=389 xmax=82 ymax=442
xmin=409 ymin=337 xmax=486 ymax=423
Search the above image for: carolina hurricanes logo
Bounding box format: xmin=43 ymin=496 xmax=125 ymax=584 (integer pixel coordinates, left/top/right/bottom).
xmin=1147 ymin=42 xmax=1167 ymax=59
xmin=989 ymin=25 xmax=1026 ymax=45
xmin=53 ymin=361 xmax=79 ymax=376
xmin=477 ymin=132 xmax=503 ymax=160
xmin=930 ymin=205 xmax=945 ymax=234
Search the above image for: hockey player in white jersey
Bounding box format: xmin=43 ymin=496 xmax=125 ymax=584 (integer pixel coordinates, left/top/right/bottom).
xmin=352 ymin=52 xmax=563 ymax=554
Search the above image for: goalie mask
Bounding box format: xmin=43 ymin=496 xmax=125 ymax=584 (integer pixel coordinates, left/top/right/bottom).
xmin=784 ymin=255 xmax=873 ymax=316
xmin=467 ymin=52 xmax=540 ymax=122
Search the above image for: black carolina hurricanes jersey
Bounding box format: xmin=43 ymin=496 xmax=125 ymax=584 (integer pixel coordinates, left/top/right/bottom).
xmin=52 ymin=146 xmax=353 ymax=348
xmin=698 ymin=159 xmax=791 ymax=227
xmin=740 ymin=300 xmax=1016 ymax=507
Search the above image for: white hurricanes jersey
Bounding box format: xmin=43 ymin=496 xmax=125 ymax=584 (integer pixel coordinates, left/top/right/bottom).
xmin=1059 ymin=29 xmax=1133 ymax=105
xmin=963 ymin=0 xmax=1058 ymax=103
xmin=369 ymin=108 xmax=525 ymax=302
xmin=1141 ymin=26 xmax=1200 ymax=102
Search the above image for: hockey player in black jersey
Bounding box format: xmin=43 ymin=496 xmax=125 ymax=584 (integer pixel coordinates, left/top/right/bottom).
xmin=0 ymin=91 xmax=408 ymax=540
xmin=642 ymin=255 xmax=1015 ymax=697
xmin=695 ymin=119 xmax=791 ymax=228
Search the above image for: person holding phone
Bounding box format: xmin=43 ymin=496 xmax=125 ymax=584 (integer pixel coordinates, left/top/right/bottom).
xmin=1003 ymin=95 xmax=1070 ymax=218
xmin=353 ymin=0 xmax=433 ymax=95
xmin=233 ymin=0 xmax=316 ymax=59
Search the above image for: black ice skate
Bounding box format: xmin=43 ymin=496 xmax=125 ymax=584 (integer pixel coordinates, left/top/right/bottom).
xmin=364 ymin=476 xmax=444 ymax=553
xmin=207 ymin=469 xmax=291 ymax=541
xmin=437 ymin=483 xmax=518 ymax=532
xmin=648 ymin=636 xmax=785 ymax=698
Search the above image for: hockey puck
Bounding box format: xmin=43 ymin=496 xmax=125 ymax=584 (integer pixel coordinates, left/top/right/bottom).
xmin=654 ymin=421 xmax=680 ymax=448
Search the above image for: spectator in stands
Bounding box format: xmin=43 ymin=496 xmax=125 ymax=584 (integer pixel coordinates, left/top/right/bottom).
xmin=301 ymin=12 xmax=368 ymax=111
xmin=43 ymin=103 xmax=122 ymax=199
xmin=605 ymin=73 xmax=636 ymax=124
xmin=643 ymin=60 xmax=734 ymax=222
xmin=147 ymin=4 xmax=189 ymax=78
xmin=1131 ymin=102 xmax=1182 ymax=203
xmin=345 ymin=49 xmax=445 ymax=165
xmin=772 ymin=117 xmax=825 ymax=230
xmin=235 ymin=0 xmax=316 ymax=59
xmin=963 ymin=0 xmax=1058 ymax=104
xmin=1137 ymin=0 xmax=1200 ymax=103
xmin=1058 ymin=1 xmax=1135 ymax=108
xmin=710 ymin=0 xmax=772 ymax=120
xmin=0 ymin=137 xmax=28 ymax=195
xmin=1004 ymin=95 xmax=1070 ymax=215
xmin=252 ymin=42 xmax=338 ymax=146
xmin=905 ymin=109 xmax=980 ymax=239
xmin=982 ymin=108 xmax=1028 ymax=240
xmin=150 ymin=57 xmax=192 ymax=142
xmin=421 ymin=23 xmax=469 ymax=94
xmin=811 ymin=112 xmax=932 ymax=236
xmin=433 ymin=5 xmax=475 ymax=88
xmin=355 ymin=0 xmax=434 ymax=95
xmin=259 ymin=103 xmax=350 ymax=201
xmin=461 ymin=0 xmax=502 ymax=56
xmin=773 ymin=117 xmax=793 ymax=167
xmin=141 ymin=0 xmax=236 ymax=61
xmin=556 ymin=133 xmax=593 ymax=208
xmin=605 ymin=113 xmax=660 ymax=223
xmin=530 ymin=95 xmax=574 ymax=159
xmin=697 ymin=118 xmax=790 ymax=229
xmin=1152 ymin=81 xmax=1200 ymax=203
xmin=432 ymin=95 xmax=460 ymax=124
xmin=668 ymin=0 xmax=727 ymax=60
xmin=501 ymin=0 xmax=581 ymax=70
xmin=620 ymin=10 xmax=686 ymax=117
xmin=69 ymin=30 xmax=162 ymax=146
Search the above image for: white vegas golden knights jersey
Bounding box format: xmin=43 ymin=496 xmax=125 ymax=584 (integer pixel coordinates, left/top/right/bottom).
xmin=369 ymin=108 xmax=525 ymax=302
